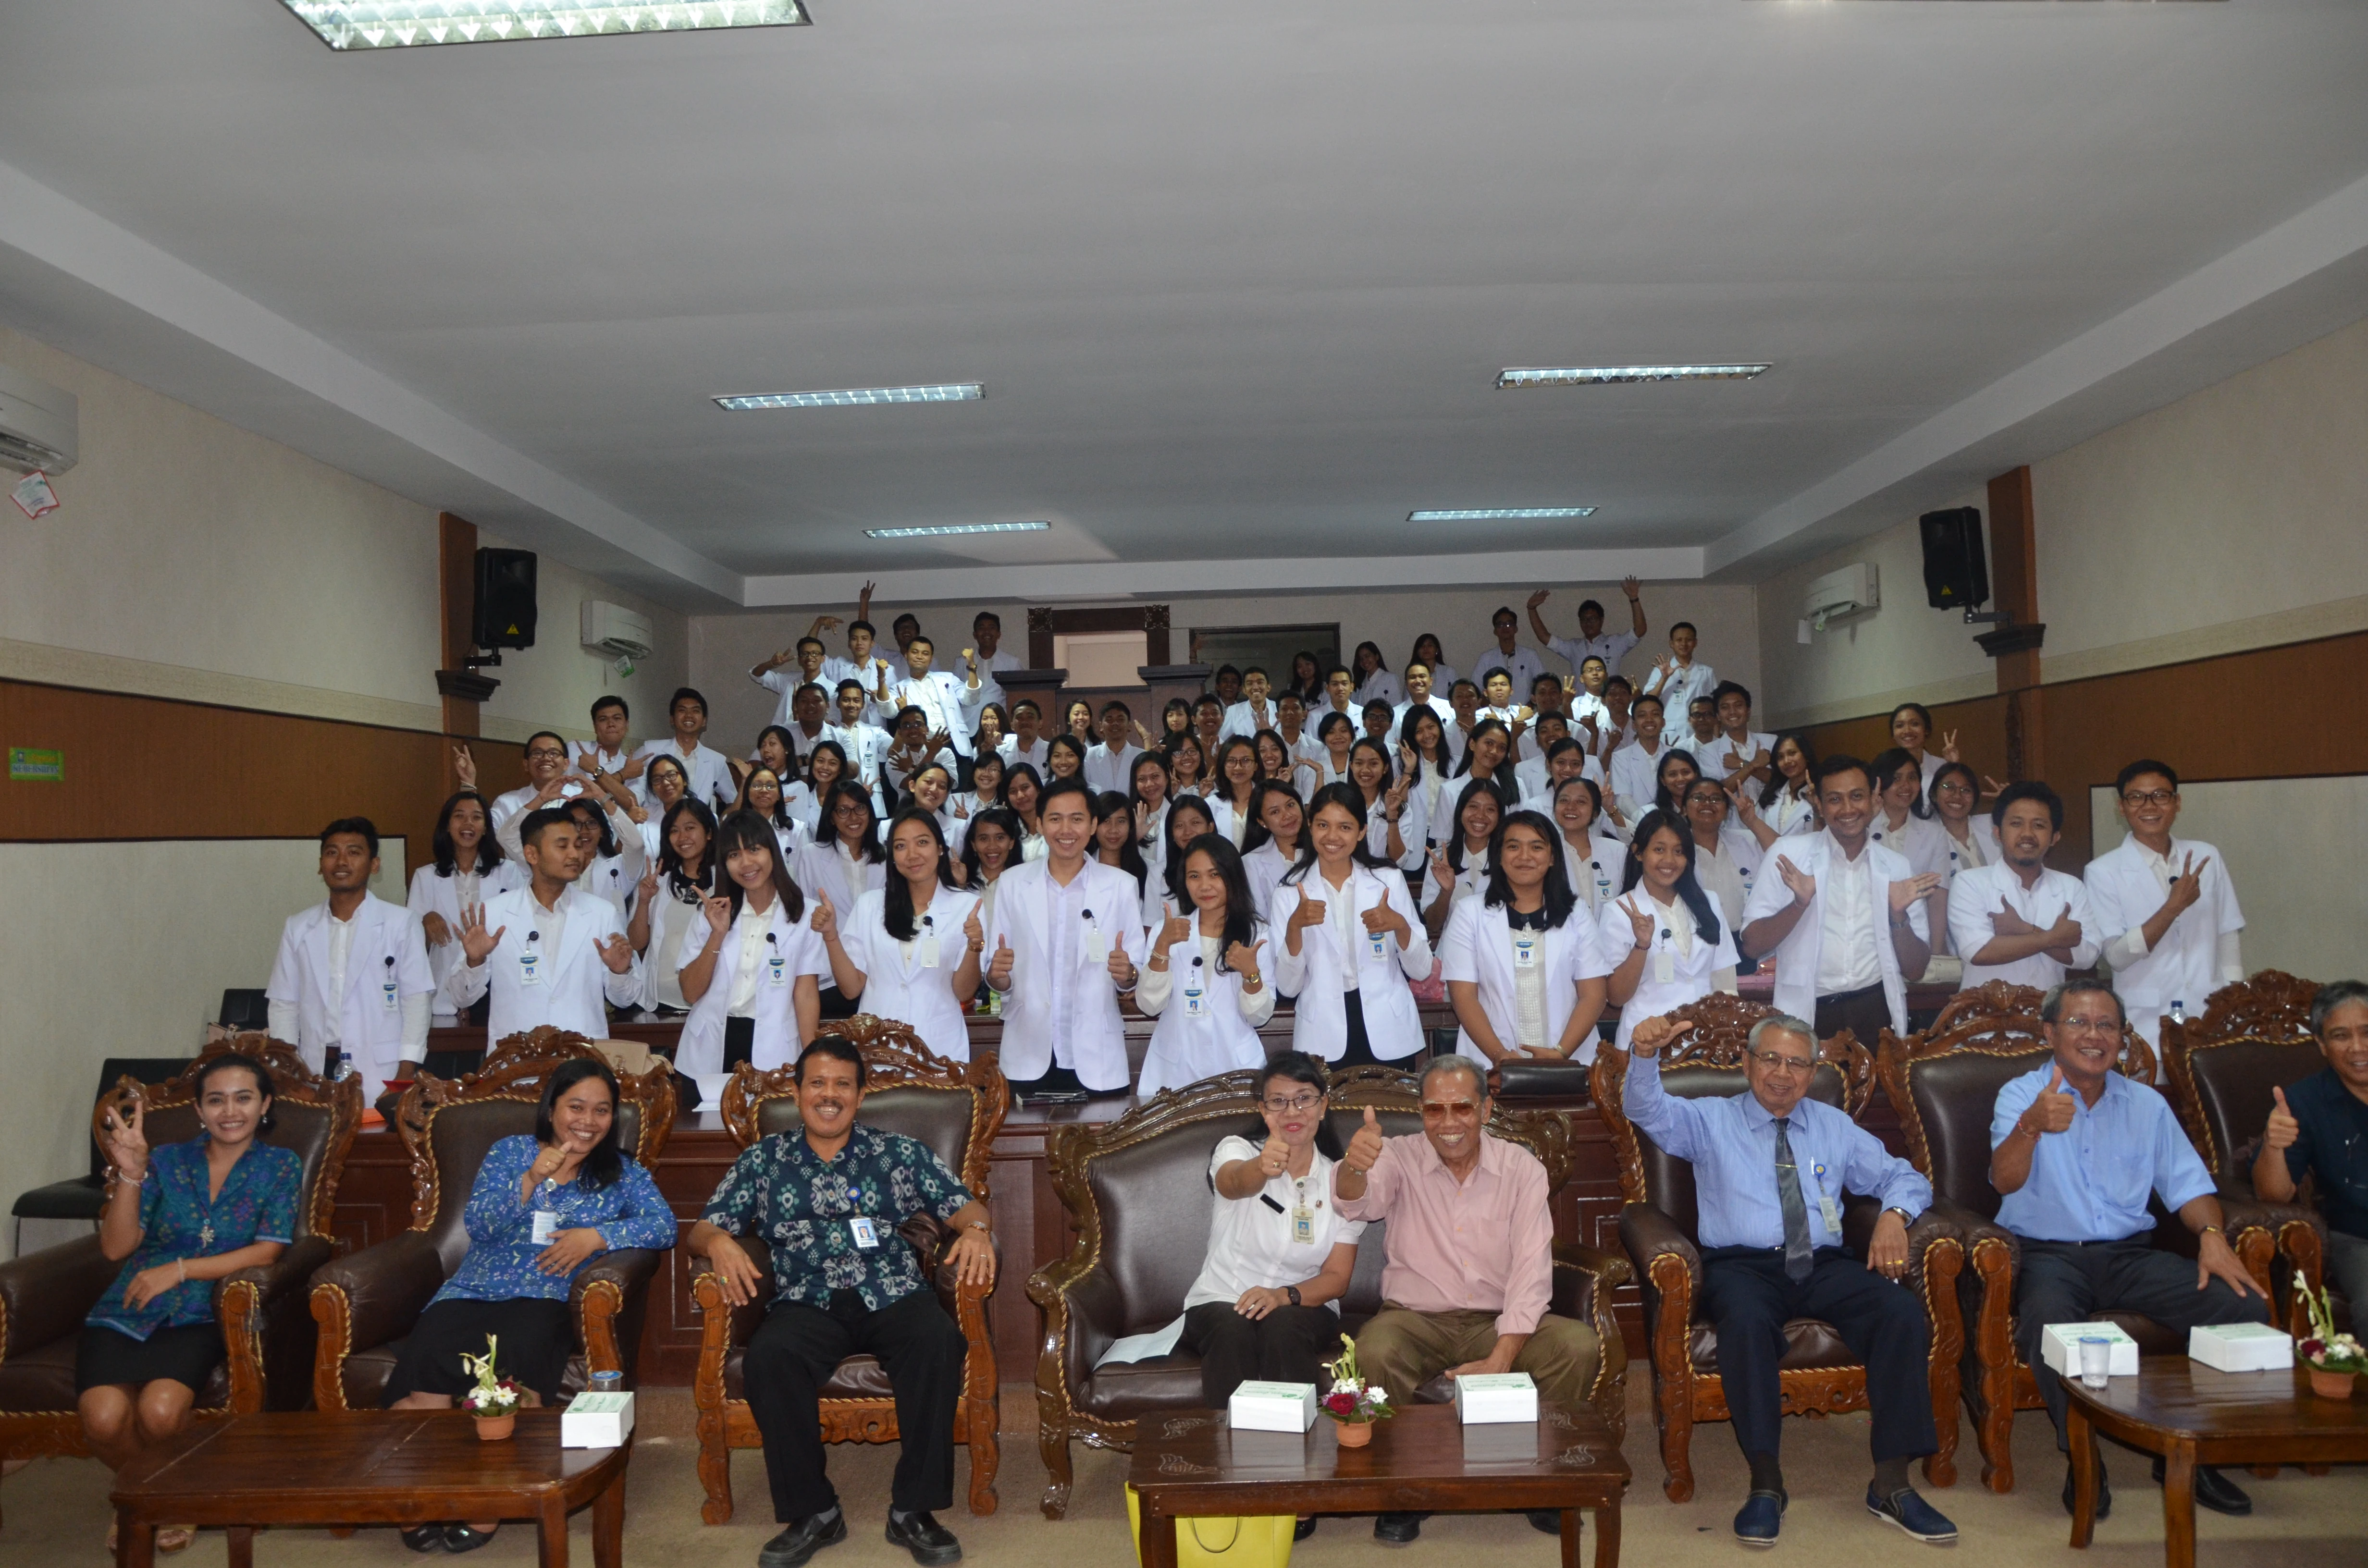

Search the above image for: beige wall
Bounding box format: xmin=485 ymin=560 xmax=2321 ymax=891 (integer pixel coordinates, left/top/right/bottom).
xmin=1759 ymin=314 xmax=2368 ymax=727
xmin=693 ymin=581 xmax=1764 ymax=751
xmin=0 ymin=324 xmax=687 ymax=742
xmin=0 ymin=839 xmax=405 ymax=1229
xmin=472 ymin=526 xmax=691 ymax=747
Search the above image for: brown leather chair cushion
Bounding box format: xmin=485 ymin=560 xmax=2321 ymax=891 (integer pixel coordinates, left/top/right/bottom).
xmin=1903 ymin=1047 xmax=2049 ymax=1222
xmin=139 ymin=1097 xmax=340 ymax=1241
xmin=755 ymin=1088 xmax=975 ymax=1182
xmin=722 ymin=1347 xmax=898 ymax=1403
xmin=344 ymin=1336 xmax=594 ymax=1410
xmin=1637 ymin=1064 xmax=1849 ymax=1233
xmin=1688 ymin=1318 xmax=1862 ymax=1372
xmin=2186 ymin=1040 xmax=2323 ymax=1181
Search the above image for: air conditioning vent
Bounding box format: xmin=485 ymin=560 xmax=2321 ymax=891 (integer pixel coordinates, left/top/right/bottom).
xmin=0 ymin=363 xmax=78 ymax=475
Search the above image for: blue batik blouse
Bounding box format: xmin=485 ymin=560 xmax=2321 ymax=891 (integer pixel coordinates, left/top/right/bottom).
xmin=85 ymin=1137 xmax=301 ymax=1342
xmin=429 ymin=1135 xmax=678 ymax=1307
xmin=701 ymin=1125 xmax=973 ymax=1311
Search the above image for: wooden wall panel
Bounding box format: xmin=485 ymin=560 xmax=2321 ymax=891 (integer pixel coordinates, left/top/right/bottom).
xmin=0 ymin=679 xmax=533 ymax=863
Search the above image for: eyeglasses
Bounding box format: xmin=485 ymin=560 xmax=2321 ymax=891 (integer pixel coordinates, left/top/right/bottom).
xmin=2121 ymin=789 xmax=2177 ymax=807
xmin=1932 ymin=781 xmax=1975 ymax=796
xmin=1749 ymin=1050 xmax=1814 ymax=1074
xmin=1420 ymin=1099 xmax=1479 ymax=1118
xmin=2058 ymin=1016 xmax=2122 ymax=1036
xmin=1262 ymin=1093 xmax=1321 ymax=1114
xmin=525 ymin=747 xmax=567 ymax=761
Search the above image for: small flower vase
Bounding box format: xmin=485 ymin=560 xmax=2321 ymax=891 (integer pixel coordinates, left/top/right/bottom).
xmin=475 ymin=1412 xmax=517 ymax=1441
xmin=2307 ymin=1368 xmax=2356 ymax=1400
xmin=1333 ymin=1419 xmax=1373 ymax=1448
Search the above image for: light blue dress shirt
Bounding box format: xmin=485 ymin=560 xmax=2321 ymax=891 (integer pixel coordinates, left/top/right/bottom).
xmin=1988 ymin=1064 xmax=2215 ymax=1243
xmin=1623 ymin=1051 xmax=1930 ymax=1250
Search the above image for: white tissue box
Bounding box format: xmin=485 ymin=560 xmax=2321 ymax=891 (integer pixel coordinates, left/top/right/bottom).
xmin=2189 ymin=1322 xmax=2293 ymax=1372
xmin=2039 ymin=1323 xmax=2137 ymax=1380
xmin=1453 ymin=1372 xmax=1538 ymax=1424
xmin=1228 ymin=1380 xmax=1317 ymax=1433
xmin=561 ymin=1390 xmax=635 ymax=1448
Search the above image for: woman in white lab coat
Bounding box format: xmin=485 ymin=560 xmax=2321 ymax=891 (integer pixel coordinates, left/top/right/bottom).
xmin=1406 ymin=632 xmax=1459 ymax=698
xmin=1549 ymin=776 xmax=1628 ymax=920
xmin=1887 ymin=703 xmax=1952 ymax=793
xmin=637 ymin=755 xmax=692 ymax=861
xmin=410 ymin=789 xmax=523 ymax=1020
xmin=1755 ymin=734 xmax=1820 ymax=840
xmin=737 ymin=765 xmax=812 ymax=868
xmin=895 ymin=762 xmax=969 ymax=862
xmin=562 ymin=796 xmax=645 ymax=925
xmin=1271 ymin=785 xmax=1432 ymax=1067
xmin=1347 ymin=738 xmax=1414 ymax=870
xmin=783 ymin=741 xmax=848 ymax=840
xmin=1440 ymin=810 xmax=1613 ymax=1066
xmin=1448 ymin=718 xmax=1518 ymax=804
xmin=959 ymin=807 xmax=1023 ymax=941
xmin=1002 ymin=764 xmax=1048 ymax=862
xmin=1349 ymin=641 xmax=1402 ymax=710
xmin=627 ymin=797 xmax=716 ymax=1013
xmin=1154 ymin=796 xmax=1221 ymax=919
xmin=676 ymin=811 xmax=829 ymax=1075
xmin=1137 ymin=834 xmax=1275 ymax=1097
xmin=1867 ymin=746 xmax=1955 ymax=959
xmin=791 ymin=780 xmax=888 ymax=1017
xmin=1165 ymin=734 xmax=1209 ymax=800
xmin=1421 ymin=777 xmax=1505 ymax=943
xmin=1129 ymin=752 xmax=1174 ymax=922
xmin=1681 ymin=777 xmax=1765 ymax=936
xmin=950 ymin=747 xmax=1004 ymax=822
xmin=813 ymin=808 xmax=984 ymax=1063
xmin=1600 ymin=809 xmax=1739 ymax=1054
xmin=1311 ymin=712 xmax=1357 ymax=791
xmin=1239 ymin=781 xmax=1307 ymax=925
xmin=1204 ymin=739 xmax=1261 ymax=845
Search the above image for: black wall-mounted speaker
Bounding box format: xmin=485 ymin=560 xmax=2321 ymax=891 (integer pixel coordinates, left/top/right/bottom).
xmin=472 ymin=548 xmax=538 ymax=651
xmin=1919 ymin=507 xmax=1989 ymax=610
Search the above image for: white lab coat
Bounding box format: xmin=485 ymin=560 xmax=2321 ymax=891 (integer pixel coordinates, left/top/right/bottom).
xmin=1560 ymin=835 xmax=1630 ymax=919
xmin=1136 ymin=930 xmax=1276 ymax=1097
xmin=1218 ymin=699 xmax=1283 ymax=744
xmin=408 ymin=859 xmax=525 ymax=1017
xmin=638 ymin=882 xmax=710 ymax=1012
xmin=2083 ymin=835 xmax=2245 ymax=1052
xmin=1270 ymin=864 xmax=1431 ymax=1063
xmin=265 ymin=893 xmax=435 ymax=1093
xmin=1690 ymin=730 xmax=1779 ymax=783
xmin=440 ymin=885 xmax=643 ymax=1044
xmin=1598 ymin=889 xmax=1740 ymax=1052
xmin=1948 ymin=863 xmax=2100 ymax=991
xmin=1243 ymin=842 xmax=1301 ymax=924
xmin=674 ymin=895 xmax=829 ymax=1074
xmin=1084 ymin=742 xmax=1146 ymax=796
xmin=1737 ymin=833 xmax=1929 ymax=1039
xmin=985 ymin=859 xmax=1149 ymax=1090
xmin=1867 ymin=811 xmax=1952 ymax=881
xmin=838 ymin=886 xmax=982 ymax=1062
xmin=1353 ymin=671 xmax=1404 ymax=709
xmin=793 ymin=839 xmax=889 ymax=960
xmin=1439 ymin=898 xmax=1615 ymax=1065
xmin=874 ymin=672 xmax=987 ymax=759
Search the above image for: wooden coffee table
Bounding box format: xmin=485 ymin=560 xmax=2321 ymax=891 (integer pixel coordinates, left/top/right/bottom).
xmin=1128 ymin=1402 xmax=1628 ymax=1568
xmin=109 ymin=1409 xmax=631 ymax=1568
xmin=2063 ymin=1360 xmax=2368 ymax=1568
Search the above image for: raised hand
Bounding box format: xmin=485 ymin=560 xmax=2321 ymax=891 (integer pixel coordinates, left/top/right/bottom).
xmin=1628 ymin=1013 xmax=1687 ymax=1057
xmin=1622 ymin=574 xmax=1641 ymax=599
xmin=1397 ymin=743 xmax=1416 ymax=777
xmin=1291 ymin=893 xmax=1329 ymax=933
xmin=1156 ymin=912 xmax=1192 ymax=956
xmin=1360 ymin=889 xmax=1406 ymax=939
xmin=925 ymin=729 xmax=952 ymax=757
xmin=2264 ymin=1086 xmax=2300 ymax=1151
xmin=595 ymin=933 xmax=635 ymax=975
xmin=458 ymin=904 xmax=506 ymax=966
xmin=421 ymin=911 xmax=453 ymax=948
xmin=2026 ymin=1066 xmax=2078 ymax=1135
xmin=101 ymin=1095 xmax=149 ymax=1180
xmin=1888 ymin=871 xmax=1942 ymax=913
xmin=1225 ymin=937 xmax=1266 ymax=983
xmin=963 ymin=907 xmax=986 ymax=956
xmin=814 ymin=614 xmax=843 ymax=634
xmin=1941 ymin=729 xmax=1961 ymax=762
xmin=987 ymin=934 xmax=1014 ymax=989
xmin=1774 ymin=855 xmax=1816 ymax=908
xmin=2165 ymin=853 xmax=2209 ymax=917
xmin=808 ymin=890 xmax=838 ymax=943
xmin=1344 ymin=1106 xmax=1385 ymax=1174
xmin=951 ymin=796 xmax=970 ymax=820
xmin=2043 ymin=908 xmax=2084 ymax=948
xmin=1732 ymin=791 xmax=1762 ymax=826
xmin=1980 ymin=774 xmax=2010 ymax=799
xmin=1527 ymin=588 xmax=1550 ymax=610
xmin=1133 ymin=720 xmax=1154 ymax=748
xmin=1621 ymin=896 xmax=1654 ymax=950
xmin=1429 ymin=849 xmax=1454 ymax=889
xmin=962 ymin=646 xmax=978 ymax=674
xmin=1257 ymin=1130 xmax=1290 ymax=1179
xmin=452 ymin=745 xmax=478 ymax=788
xmin=1104 ymin=929 xmax=1134 ymax=987
xmin=638 ymin=864 xmax=661 ymax=903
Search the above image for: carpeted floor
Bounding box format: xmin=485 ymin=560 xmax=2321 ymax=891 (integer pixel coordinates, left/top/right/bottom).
xmin=5 ymin=1379 xmax=2363 ymax=1566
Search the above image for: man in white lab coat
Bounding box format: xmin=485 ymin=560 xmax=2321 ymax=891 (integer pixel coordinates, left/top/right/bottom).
xmin=1948 ymin=783 xmax=2098 ymax=991
xmin=871 ymin=634 xmax=987 ymax=761
xmin=266 ymin=818 xmax=435 ymax=1102
xmin=444 ymin=806 xmax=644 ymax=1042
xmin=2083 ymin=760 xmax=2245 ymax=1071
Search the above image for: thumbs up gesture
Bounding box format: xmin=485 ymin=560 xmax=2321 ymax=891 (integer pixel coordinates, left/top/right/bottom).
xmin=1361 ymin=888 xmax=1408 ymax=940
xmin=1156 ymin=911 xmax=1193 ymax=956
xmin=987 ymin=933 xmax=1014 ymax=990
xmin=2264 ymin=1085 xmax=2301 ymax=1151
xmin=1344 ymin=1106 xmax=1386 ymax=1175
xmin=2026 ymin=1066 xmax=2078 ymax=1135
xmin=1257 ymin=1130 xmax=1290 ymax=1179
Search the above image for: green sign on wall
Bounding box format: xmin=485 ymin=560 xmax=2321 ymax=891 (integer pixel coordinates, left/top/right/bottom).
xmin=9 ymin=747 xmax=63 ymax=781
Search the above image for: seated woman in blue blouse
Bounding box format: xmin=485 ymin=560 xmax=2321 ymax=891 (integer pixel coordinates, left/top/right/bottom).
xmin=82 ymin=1052 xmax=302 ymax=1556
xmin=383 ymin=1057 xmax=677 ymax=1553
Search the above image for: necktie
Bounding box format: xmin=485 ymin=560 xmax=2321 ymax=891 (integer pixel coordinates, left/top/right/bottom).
xmin=1773 ymin=1116 xmax=1813 ymax=1284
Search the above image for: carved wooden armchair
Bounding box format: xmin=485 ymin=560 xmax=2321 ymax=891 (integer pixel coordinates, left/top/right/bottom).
xmin=0 ymin=1038 xmax=360 ymax=1513
xmin=1877 ymin=991 xmax=2306 ymax=1491
xmin=689 ymin=1020 xmax=1009 ymax=1522
xmin=1026 ymin=1063 xmax=1631 ymax=1518
xmin=308 ymin=1028 xmax=678 ymax=1410
xmin=1593 ymin=992 xmax=1964 ymax=1502
xmin=2163 ymin=971 xmax=2334 ymax=1332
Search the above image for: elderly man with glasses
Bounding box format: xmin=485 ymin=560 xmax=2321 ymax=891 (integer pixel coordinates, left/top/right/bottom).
xmin=1991 ymin=976 xmax=2269 ymax=1522
xmin=1333 ymin=1055 xmax=1599 ymax=1545
xmin=1624 ymin=1010 xmax=1956 ymax=1548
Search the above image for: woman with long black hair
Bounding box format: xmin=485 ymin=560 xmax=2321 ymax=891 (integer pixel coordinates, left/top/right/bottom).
xmin=813 ymin=807 xmax=984 ymax=1062
xmin=1137 ymin=834 xmax=1272 ymax=1095
xmin=1157 ymin=795 xmax=1220 ymax=918
xmin=410 ymin=789 xmax=520 ymax=1022
xmin=1239 ymin=779 xmax=1307 ymax=923
xmin=1601 ymin=808 xmax=1738 ymax=1053
xmin=1205 ymin=737 xmax=1262 ymax=845
xmin=1271 ymin=784 xmax=1429 ymax=1067
xmin=1440 ymin=809 xmax=1613 ymax=1066
xmin=629 ymin=797 xmax=718 ymax=1014
xmin=1421 ymin=777 xmax=1505 ymax=942
xmin=680 ymin=811 xmax=828 ymax=1074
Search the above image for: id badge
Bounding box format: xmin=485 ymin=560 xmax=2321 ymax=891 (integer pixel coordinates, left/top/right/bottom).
xmin=1183 ymin=976 xmax=1207 ymax=1018
xmin=531 ymin=1210 xmax=560 ymax=1246
xmin=1085 ymin=927 xmax=1108 ymax=964
xmin=382 ymin=980 xmax=400 ymax=1013
xmin=519 ymin=950 xmax=543 ymax=986
xmin=767 ymin=955 xmax=788 ymax=988
xmin=916 ymin=934 xmax=940 ymax=969
xmin=1513 ymin=935 xmax=1539 ymax=971
xmin=849 ymin=1216 xmax=879 ymax=1250
xmin=1652 ymin=940 xmax=1674 ymax=985
xmin=1814 ymin=1166 xmax=1840 ymax=1235
xmin=1367 ymin=927 xmax=1388 ymax=960
xmin=1291 ymin=1205 xmax=1316 ymax=1245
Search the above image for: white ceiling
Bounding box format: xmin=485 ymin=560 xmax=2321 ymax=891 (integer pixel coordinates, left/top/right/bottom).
xmin=0 ymin=1 xmax=2365 ymax=611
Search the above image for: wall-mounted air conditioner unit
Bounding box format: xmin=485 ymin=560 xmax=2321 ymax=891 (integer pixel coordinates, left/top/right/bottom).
xmin=0 ymin=363 xmax=78 ymax=474
xmin=580 ymin=600 xmax=654 ymax=661
xmin=1803 ymin=562 xmax=1878 ymax=632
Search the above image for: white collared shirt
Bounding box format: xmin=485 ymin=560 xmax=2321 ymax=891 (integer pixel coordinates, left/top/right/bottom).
xmin=1813 ymin=835 xmax=1882 ymax=995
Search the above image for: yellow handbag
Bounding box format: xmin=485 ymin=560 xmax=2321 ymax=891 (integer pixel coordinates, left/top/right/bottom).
xmin=1125 ymin=1486 xmax=1296 ymax=1568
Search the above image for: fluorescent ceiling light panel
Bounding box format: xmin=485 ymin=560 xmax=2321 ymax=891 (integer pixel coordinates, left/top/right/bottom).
xmin=1407 ymin=506 xmax=1596 ymax=522
xmin=865 ymin=521 xmax=1050 ymax=539
xmin=715 ymin=383 xmax=982 ymax=410
xmin=282 ymin=1 xmax=807 ymax=49
xmin=1497 ymin=365 xmax=1771 ymax=387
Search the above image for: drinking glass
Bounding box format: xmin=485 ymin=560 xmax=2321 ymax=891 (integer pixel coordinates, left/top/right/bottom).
xmin=2078 ymin=1335 xmax=2113 ymax=1390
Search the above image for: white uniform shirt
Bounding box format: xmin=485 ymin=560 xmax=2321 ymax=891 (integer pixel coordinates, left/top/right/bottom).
xmin=1607 ymin=738 xmax=1672 ymax=821
xmin=754 ymin=664 xmax=830 ymax=732
xmin=632 ymin=738 xmax=738 ymax=815
xmin=408 ymin=859 xmax=525 ymax=1016
xmin=265 ymin=893 xmax=434 ymax=1096
xmin=1136 ymin=928 xmax=1277 ymax=1096
xmin=985 ymin=858 xmax=1147 ymax=1090
xmin=1948 ymin=863 xmax=2100 ymax=991
xmin=439 ymin=884 xmax=642 ymax=1043
xmin=1692 ymin=730 xmax=1779 ymax=783
xmin=2084 ymin=835 xmax=2245 ymax=1050
xmin=1641 ymin=659 xmax=1716 ymax=719
xmin=673 ymin=895 xmax=829 ymax=1074
xmin=1270 ymin=864 xmax=1432 ymax=1064
xmin=1471 ymin=644 xmax=1548 ymax=699
xmin=1548 ymin=628 xmax=1639 ymax=679
xmin=838 ymin=886 xmax=982 ymax=1063
xmin=1439 ymin=898 xmax=1615 ymax=1065
xmin=875 ymin=671 xmax=986 ymax=758
xmin=1084 ymin=742 xmax=1146 ymax=796
xmin=1598 ymin=889 xmax=1740 ymax=1051
xmin=1739 ymin=832 xmax=1928 ymax=1037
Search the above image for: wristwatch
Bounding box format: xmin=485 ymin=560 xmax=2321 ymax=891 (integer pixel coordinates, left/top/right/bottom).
xmin=1284 ymin=1286 xmax=1302 ymax=1307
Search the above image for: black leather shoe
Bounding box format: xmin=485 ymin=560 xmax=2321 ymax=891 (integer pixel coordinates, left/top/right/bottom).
xmin=2063 ymin=1459 xmax=2111 ymax=1521
xmin=442 ymin=1525 xmax=496 ymax=1555
xmin=399 ymin=1524 xmax=446 ymax=1553
xmin=758 ymin=1509 xmax=848 ymax=1568
xmin=885 ymin=1510 xmax=961 ymax=1566
xmin=1294 ymin=1518 xmax=1318 ymax=1541
xmin=1526 ymin=1510 xmax=1563 ymax=1535
xmin=2151 ymin=1456 xmax=2252 ymax=1516
xmin=1373 ymin=1511 xmax=1427 ymax=1544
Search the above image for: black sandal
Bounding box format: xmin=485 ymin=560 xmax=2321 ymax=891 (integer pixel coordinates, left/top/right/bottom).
xmin=444 ymin=1524 xmax=498 ymax=1554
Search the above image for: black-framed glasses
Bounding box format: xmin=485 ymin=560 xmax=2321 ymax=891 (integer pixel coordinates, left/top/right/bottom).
xmin=1261 ymin=1092 xmax=1321 ymax=1114
xmin=2121 ymin=789 xmax=2177 ymax=808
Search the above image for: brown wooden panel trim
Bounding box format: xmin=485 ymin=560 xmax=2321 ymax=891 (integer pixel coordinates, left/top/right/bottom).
xmin=439 ymin=513 xmax=480 ymax=740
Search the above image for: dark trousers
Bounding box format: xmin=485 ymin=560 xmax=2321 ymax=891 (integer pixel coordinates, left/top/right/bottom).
xmin=743 ymin=1287 xmax=967 ymax=1520
xmin=1179 ymin=1301 xmax=1345 ymax=1408
xmin=1701 ymin=1246 xmax=1937 ymax=1462
xmin=1814 ymin=984 xmax=1888 ymax=1051
xmin=2012 ymin=1237 xmax=2269 ymax=1451
xmin=1336 ymin=991 xmax=1381 ymax=1068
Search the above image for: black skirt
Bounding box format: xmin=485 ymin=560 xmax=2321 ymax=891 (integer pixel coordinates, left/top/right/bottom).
xmin=76 ymin=1322 xmax=225 ymax=1395
xmin=1335 ymin=990 xmax=1382 ymax=1069
xmin=382 ymin=1298 xmax=575 ymax=1405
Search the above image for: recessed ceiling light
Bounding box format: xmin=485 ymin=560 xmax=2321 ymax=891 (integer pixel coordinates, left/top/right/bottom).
xmin=1407 ymin=507 xmax=1597 ymax=522
xmin=716 ymin=383 xmax=982 ymax=410
xmin=864 ymin=521 xmax=1050 ymax=539
xmin=282 ymin=1 xmax=807 ymax=50
xmin=1497 ymin=365 xmax=1771 ymax=387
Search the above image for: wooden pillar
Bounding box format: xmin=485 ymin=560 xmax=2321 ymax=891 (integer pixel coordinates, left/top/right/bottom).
xmin=1985 ymin=467 xmax=2047 ymax=784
